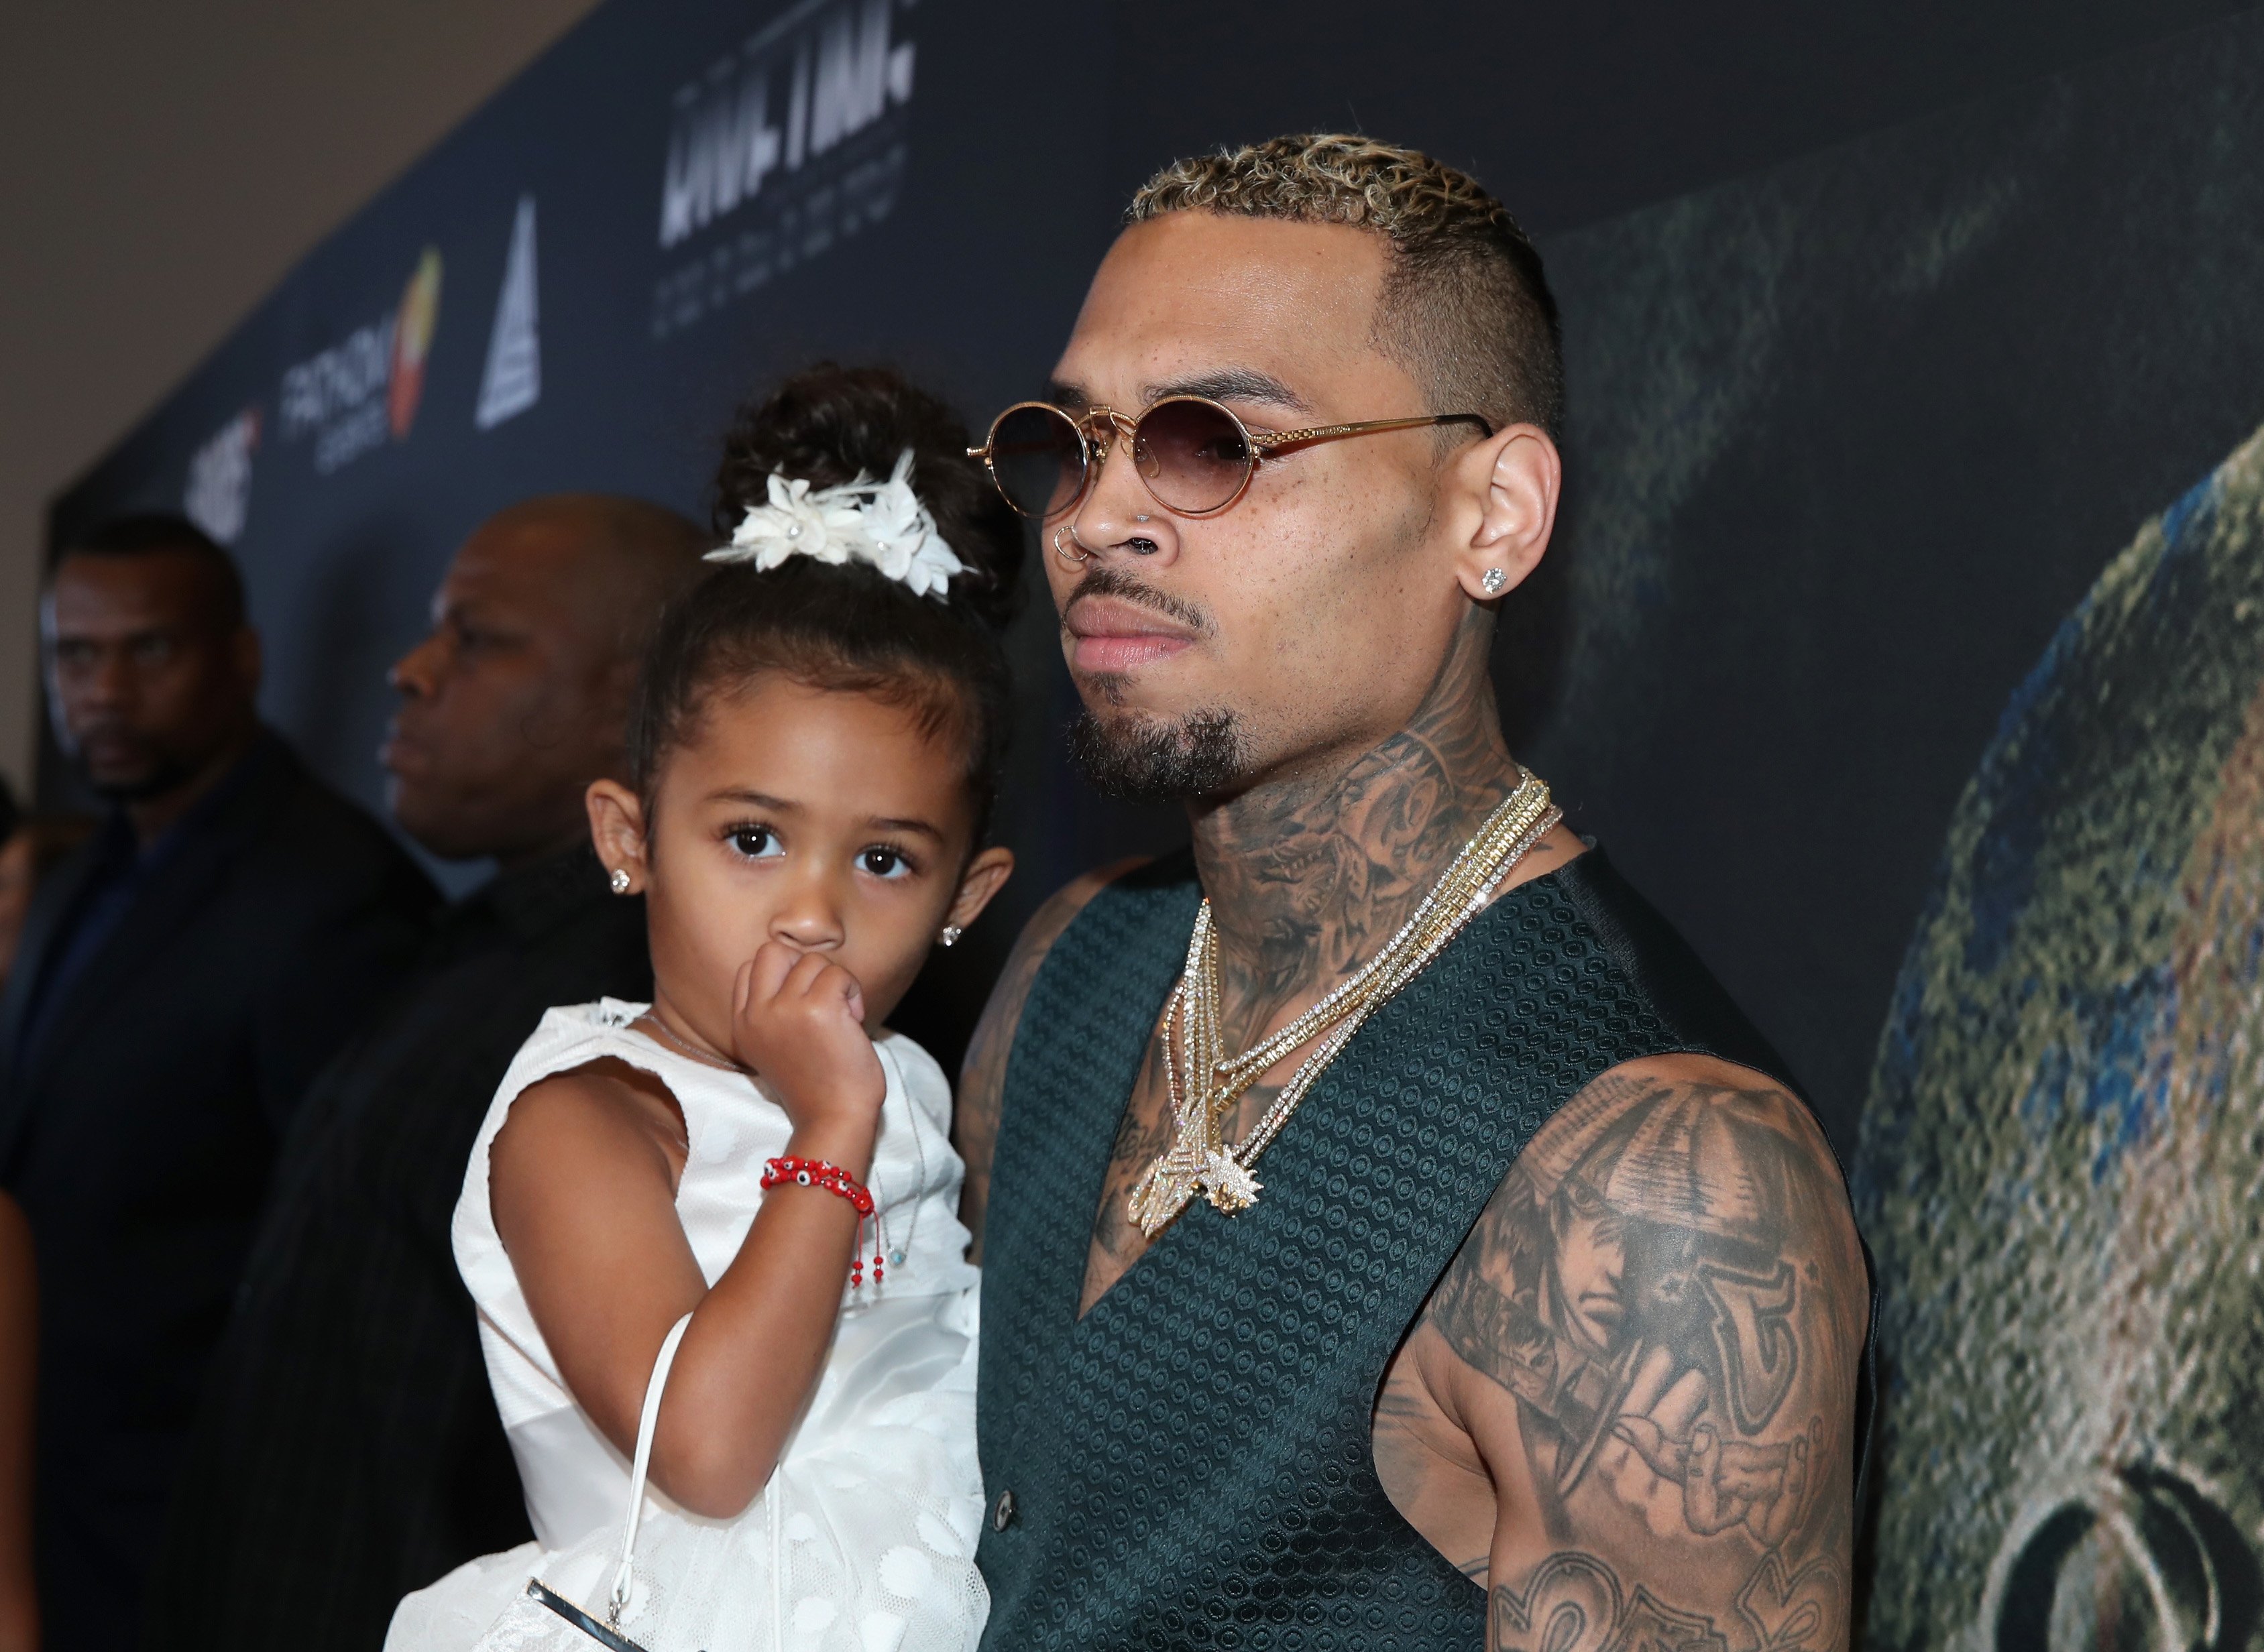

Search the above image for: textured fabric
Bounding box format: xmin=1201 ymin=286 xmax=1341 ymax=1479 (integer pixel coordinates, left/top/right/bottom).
xmin=390 ymin=1002 xmax=985 ymax=1651
xmin=147 ymin=849 xmax=648 ymax=1652
xmin=976 ymin=849 xmax=1799 ymax=1651
xmin=0 ymin=731 xmax=437 ymax=1652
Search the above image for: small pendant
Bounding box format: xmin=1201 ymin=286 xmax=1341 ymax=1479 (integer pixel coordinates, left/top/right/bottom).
xmin=1129 ymin=1141 xmax=1263 ymax=1236
xmin=1199 ymin=1148 xmax=1262 ymax=1215
xmin=889 ymin=1249 xmax=906 ymax=1267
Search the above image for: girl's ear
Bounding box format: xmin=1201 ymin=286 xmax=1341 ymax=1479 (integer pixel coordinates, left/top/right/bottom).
xmin=586 ymin=779 xmax=650 ymax=893
xmin=946 ymin=846 xmax=1015 ymax=933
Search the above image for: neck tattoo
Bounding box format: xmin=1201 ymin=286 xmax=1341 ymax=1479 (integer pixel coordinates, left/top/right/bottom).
xmin=1127 ymin=769 xmax=1561 ymax=1236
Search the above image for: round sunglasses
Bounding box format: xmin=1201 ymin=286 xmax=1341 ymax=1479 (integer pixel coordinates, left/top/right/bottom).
xmin=968 ymin=396 xmax=1493 ymax=521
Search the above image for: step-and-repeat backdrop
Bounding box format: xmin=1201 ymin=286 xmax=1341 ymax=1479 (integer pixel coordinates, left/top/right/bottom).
xmin=48 ymin=1 xmax=2264 ymax=1639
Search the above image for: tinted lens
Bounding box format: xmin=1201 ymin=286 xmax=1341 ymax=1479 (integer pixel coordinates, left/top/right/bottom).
xmin=1133 ymin=398 xmax=1254 ymax=514
xmin=987 ymin=405 xmax=1087 ymax=518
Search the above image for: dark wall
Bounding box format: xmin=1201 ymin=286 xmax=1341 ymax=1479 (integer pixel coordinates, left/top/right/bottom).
xmin=46 ymin=0 xmax=2257 ymax=1110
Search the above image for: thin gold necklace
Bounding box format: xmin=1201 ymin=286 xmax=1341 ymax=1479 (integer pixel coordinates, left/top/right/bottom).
xmin=1127 ymin=770 xmax=1561 ymax=1238
xmin=638 ymin=1011 xmax=744 ymax=1073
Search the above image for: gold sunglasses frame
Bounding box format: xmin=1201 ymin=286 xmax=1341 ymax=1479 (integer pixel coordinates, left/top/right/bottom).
xmin=967 ymin=394 xmax=1495 ymax=520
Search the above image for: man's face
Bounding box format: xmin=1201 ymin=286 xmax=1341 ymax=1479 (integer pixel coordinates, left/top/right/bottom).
xmin=1045 ymin=213 xmax=1473 ymax=803
xmin=42 ymin=550 xmax=258 ymax=800
xmin=382 ymin=514 xmax=632 ymax=864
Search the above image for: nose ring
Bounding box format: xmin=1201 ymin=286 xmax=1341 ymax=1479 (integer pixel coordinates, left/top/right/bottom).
xmin=1052 ymin=523 xmax=1092 ymax=567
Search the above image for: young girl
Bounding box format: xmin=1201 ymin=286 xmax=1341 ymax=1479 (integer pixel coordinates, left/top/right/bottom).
xmin=386 ymin=366 xmax=1019 ymax=1652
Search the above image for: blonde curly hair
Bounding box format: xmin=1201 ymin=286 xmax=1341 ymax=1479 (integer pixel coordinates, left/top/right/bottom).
xmin=1129 ymin=133 xmax=1562 ymax=440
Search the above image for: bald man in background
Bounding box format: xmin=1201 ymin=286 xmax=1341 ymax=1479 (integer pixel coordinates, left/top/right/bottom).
xmin=148 ymin=497 xmax=710 ymax=1652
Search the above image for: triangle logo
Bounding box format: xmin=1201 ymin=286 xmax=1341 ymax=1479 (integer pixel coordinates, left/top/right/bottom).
xmin=475 ymin=195 xmax=541 ymax=430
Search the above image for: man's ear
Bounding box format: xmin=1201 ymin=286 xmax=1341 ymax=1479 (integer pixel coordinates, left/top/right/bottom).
xmin=946 ymin=846 xmax=1016 ymax=933
xmin=586 ymin=779 xmax=649 ymax=892
xmin=1451 ymin=424 xmax=1561 ymax=604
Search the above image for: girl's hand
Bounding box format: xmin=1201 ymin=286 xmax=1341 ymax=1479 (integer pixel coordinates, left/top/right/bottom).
xmin=730 ymin=941 xmax=886 ymax=1170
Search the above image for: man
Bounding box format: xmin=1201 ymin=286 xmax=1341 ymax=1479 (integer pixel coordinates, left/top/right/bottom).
xmin=960 ymin=136 xmax=1873 ymax=1651
xmin=148 ymin=495 xmax=708 ymax=1651
xmin=0 ymin=515 xmax=435 ymax=1651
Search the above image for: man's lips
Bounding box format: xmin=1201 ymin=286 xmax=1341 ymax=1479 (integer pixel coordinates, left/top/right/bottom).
xmin=1065 ymin=595 xmax=1197 ymax=675
xmin=378 ymin=721 xmax=425 ymax=776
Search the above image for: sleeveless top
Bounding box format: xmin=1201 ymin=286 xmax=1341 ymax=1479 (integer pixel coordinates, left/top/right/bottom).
xmin=453 ymin=999 xmax=980 ymax=1549
xmin=974 ymin=849 xmax=1874 ymax=1651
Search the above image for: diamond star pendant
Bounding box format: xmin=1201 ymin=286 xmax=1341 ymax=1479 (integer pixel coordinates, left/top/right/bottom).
xmin=1129 ymin=1136 xmax=1265 ymax=1237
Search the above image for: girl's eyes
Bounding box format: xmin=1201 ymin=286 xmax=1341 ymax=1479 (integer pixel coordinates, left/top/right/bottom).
xmin=722 ymin=827 xmax=915 ymax=879
xmin=858 ymin=846 xmax=912 ymax=880
xmin=728 ymin=825 xmax=783 ymax=859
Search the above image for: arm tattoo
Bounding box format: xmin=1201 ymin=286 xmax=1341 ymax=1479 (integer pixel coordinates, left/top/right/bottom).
xmin=1489 ymin=1547 xmax=1844 ymax=1652
xmin=1432 ymin=1067 xmax=1865 ymax=1652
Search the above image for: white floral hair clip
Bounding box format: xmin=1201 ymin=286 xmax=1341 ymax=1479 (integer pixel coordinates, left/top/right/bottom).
xmin=707 ymin=449 xmax=964 ymax=599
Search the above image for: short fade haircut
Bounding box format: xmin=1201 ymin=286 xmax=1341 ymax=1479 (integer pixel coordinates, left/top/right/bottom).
xmin=53 ymin=512 xmax=247 ymax=630
xmin=1129 ymin=133 xmax=1564 ymax=443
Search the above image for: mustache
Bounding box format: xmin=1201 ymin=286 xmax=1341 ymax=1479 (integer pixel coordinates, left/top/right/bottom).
xmin=1060 ymin=564 xmax=1214 ymax=637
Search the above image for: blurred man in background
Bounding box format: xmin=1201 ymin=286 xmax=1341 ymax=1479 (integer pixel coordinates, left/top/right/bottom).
xmin=0 ymin=514 xmax=436 ymax=1651
xmin=150 ymin=495 xmax=709 ymax=1652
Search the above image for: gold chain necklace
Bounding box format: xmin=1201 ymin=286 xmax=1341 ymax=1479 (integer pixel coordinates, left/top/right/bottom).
xmin=1126 ymin=770 xmax=1561 ymax=1237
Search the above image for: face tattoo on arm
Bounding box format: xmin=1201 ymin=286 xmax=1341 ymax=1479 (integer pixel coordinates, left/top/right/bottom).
xmin=1384 ymin=1059 xmax=1868 ymax=1651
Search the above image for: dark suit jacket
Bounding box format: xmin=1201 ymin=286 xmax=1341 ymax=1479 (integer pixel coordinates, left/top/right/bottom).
xmin=0 ymin=732 xmax=435 ymax=1652
xmin=146 ymin=848 xmax=650 ymax=1652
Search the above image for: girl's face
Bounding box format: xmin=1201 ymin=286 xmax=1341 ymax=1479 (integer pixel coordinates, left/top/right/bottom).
xmin=587 ymin=674 xmax=1013 ymax=1055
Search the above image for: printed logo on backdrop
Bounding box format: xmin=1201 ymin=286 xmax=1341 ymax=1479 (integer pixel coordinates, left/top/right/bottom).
xmin=279 ymin=247 xmax=443 ymax=475
xmin=476 ymin=195 xmax=541 ymax=430
xmin=182 ymin=408 xmax=260 ymax=544
xmin=650 ymin=0 xmax=915 ymax=341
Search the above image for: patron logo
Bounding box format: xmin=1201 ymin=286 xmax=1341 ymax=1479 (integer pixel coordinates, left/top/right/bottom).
xmin=183 ymin=408 xmax=260 ymax=544
xmin=280 ymin=247 xmax=443 ymax=474
xmin=650 ymin=0 xmax=914 ymax=339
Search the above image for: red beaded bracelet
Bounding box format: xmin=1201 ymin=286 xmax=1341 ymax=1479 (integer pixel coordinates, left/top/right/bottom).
xmin=760 ymin=1156 xmax=888 ymax=1287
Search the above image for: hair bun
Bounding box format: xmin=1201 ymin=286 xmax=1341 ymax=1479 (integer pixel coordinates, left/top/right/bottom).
xmin=712 ymin=363 xmax=1023 ymax=632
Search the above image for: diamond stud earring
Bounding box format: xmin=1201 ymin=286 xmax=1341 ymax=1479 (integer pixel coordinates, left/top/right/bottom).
xmin=609 ymin=868 xmax=632 ymax=894
xmin=938 ymin=924 xmax=964 ymax=948
xmin=1481 ymin=567 xmax=1508 ymax=596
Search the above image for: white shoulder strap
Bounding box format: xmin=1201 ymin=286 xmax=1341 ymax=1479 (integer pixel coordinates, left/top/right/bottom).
xmin=608 ymin=1311 xmax=694 ymax=1623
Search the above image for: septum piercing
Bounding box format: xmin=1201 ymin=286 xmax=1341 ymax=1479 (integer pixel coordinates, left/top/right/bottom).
xmin=1481 ymin=567 xmax=1508 ymax=596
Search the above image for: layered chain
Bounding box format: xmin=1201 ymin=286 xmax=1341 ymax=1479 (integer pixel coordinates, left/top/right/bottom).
xmin=1126 ymin=769 xmax=1561 ymax=1237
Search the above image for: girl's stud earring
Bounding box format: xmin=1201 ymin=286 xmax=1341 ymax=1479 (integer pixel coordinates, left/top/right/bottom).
xmin=938 ymin=924 xmax=964 ymax=948
xmin=1481 ymin=567 xmax=1508 ymax=596
xmin=609 ymin=868 xmax=633 ymax=895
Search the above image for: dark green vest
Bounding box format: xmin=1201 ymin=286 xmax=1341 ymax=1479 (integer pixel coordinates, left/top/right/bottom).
xmin=976 ymin=848 xmax=1819 ymax=1651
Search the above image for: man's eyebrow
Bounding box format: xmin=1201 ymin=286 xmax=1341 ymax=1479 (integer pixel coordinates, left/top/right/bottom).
xmin=1043 ymin=379 xmax=1091 ymax=413
xmin=1145 ymin=369 xmax=1311 ymax=414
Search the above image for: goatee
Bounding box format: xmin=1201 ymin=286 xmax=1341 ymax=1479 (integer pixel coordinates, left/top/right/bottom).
xmin=1067 ymin=707 xmax=1247 ymax=805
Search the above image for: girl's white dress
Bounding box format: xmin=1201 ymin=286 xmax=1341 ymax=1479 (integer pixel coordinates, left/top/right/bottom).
xmin=385 ymin=1000 xmax=987 ymax=1652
